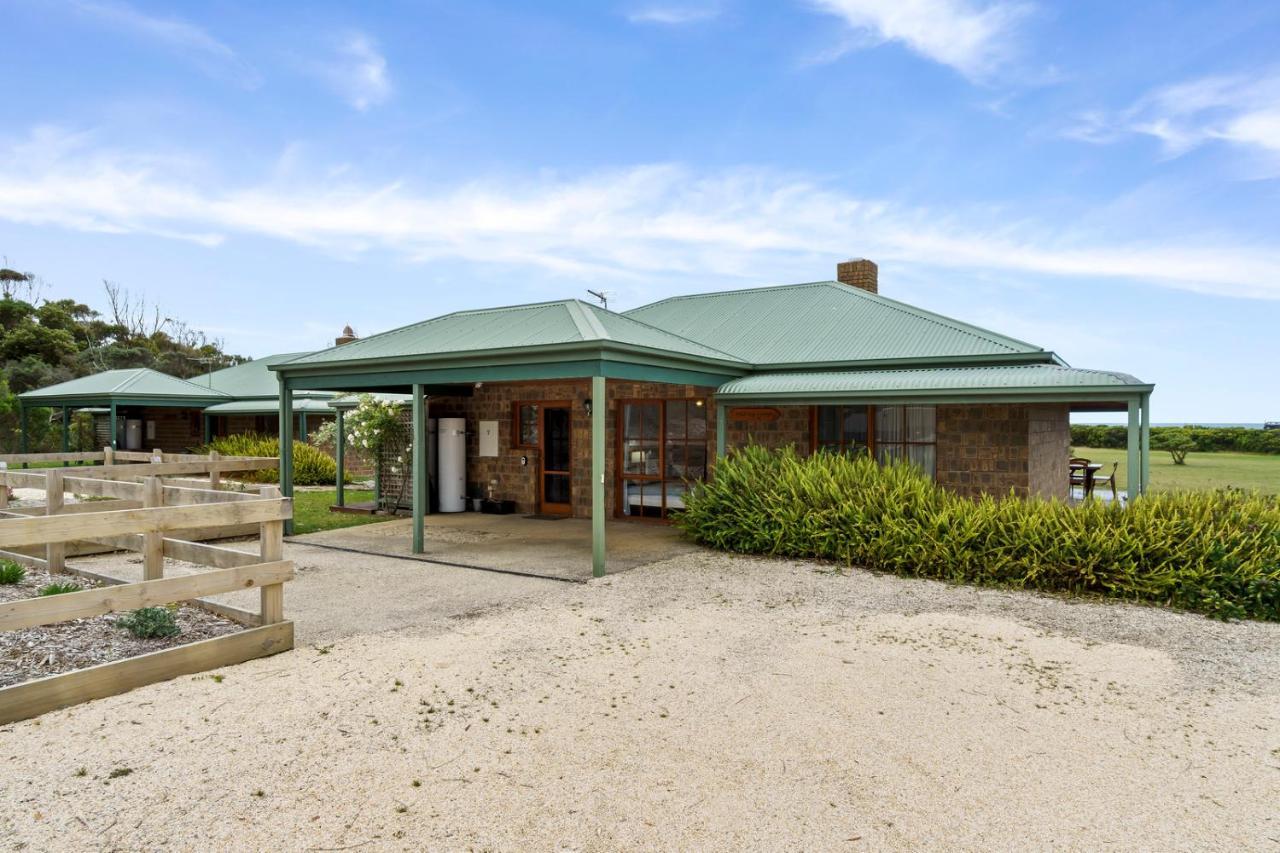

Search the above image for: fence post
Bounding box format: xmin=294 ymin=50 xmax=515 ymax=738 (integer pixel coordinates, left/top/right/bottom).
xmin=0 ymin=465 xmax=8 ymax=510
xmin=45 ymin=469 xmax=65 ymax=573
xmin=152 ymin=447 xmax=164 ymax=464
xmin=209 ymin=450 xmax=221 ymax=491
xmin=142 ymin=476 xmax=164 ymax=581
xmin=103 ymin=446 xmax=114 ymax=466
xmin=259 ymin=485 xmax=284 ymax=625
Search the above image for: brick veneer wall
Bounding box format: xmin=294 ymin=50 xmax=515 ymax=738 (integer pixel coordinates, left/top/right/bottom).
xmin=1027 ymin=404 xmax=1070 ymax=499
xmin=377 ymin=380 xmax=716 ymax=518
xmin=92 ymin=408 xmax=205 ymax=453
xmin=724 ymin=406 xmax=812 ymax=454
xmin=935 ymin=403 xmax=1070 ymax=499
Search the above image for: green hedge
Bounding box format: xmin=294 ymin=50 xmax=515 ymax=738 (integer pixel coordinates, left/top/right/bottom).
xmin=1071 ymin=425 xmax=1280 ymax=454
xmin=200 ymin=433 xmax=345 ymax=486
xmin=676 ymin=446 xmax=1280 ymax=621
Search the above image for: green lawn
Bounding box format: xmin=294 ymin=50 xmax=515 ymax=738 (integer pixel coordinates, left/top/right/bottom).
xmin=1074 ymin=447 xmax=1280 ymax=495
xmin=291 ymin=489 xmax=394 ymax=535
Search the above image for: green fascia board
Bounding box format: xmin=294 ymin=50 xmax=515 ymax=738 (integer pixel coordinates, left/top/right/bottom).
xmin=748 ymin=350 xmax=1065 ymax=372
xmin=716 ymin=389 xmax=1152 ymax=407
xmin=18 ymin=395 xmax=228 ymax=409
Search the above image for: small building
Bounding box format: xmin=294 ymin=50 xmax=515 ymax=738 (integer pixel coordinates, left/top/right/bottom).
xmin=271 ymin=260 xmax=1154 ymax=576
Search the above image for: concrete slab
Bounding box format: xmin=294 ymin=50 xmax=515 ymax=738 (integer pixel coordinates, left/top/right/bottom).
xmin=289 ymin=513 xmax=701 ymax=582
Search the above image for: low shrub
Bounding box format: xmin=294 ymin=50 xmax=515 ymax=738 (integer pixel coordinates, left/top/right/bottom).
xmin=200 ymin=433 xmax=345 ymax=486
xmin=0 ymin=560 xmax=26 ymax=585
xmin=116 ymin=606 xmax=180 ymax=639
xmin=39 ymin=581 xmax=82 ymax=596
xmin=677 ymin=446 xmax=1280 ymax=622
xmin=1071 ymin=424 xmax=1280 ymax=455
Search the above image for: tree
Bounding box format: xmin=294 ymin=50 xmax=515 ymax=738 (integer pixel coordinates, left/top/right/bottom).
xmin=1153 ymin=428 xmax=1195 ymax=465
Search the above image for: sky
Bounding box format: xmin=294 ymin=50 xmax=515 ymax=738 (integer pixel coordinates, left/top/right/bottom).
xmin=1 ymin=0 xmax=1277 ymax=423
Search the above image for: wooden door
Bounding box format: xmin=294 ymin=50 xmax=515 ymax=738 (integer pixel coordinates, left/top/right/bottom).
xmin=539 ymin=406 xmax=572 ymax=515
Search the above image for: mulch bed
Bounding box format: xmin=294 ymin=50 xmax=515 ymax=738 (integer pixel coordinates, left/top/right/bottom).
xmin=0 ymin=567 xmax=242 ymax=688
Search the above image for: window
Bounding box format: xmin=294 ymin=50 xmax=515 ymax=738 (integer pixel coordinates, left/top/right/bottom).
xmin=619 ymin=399 xmax=708 ymax=519
xmin=513 ymin=403 xmax=539 ymax=448
xmin=812 ymin=405 xmax=936 ymax=478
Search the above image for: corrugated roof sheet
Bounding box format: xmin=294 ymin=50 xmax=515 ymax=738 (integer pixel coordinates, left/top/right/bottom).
xmin=203 ymin=397 xmax=338 ymax=415
xmin=625 ymin=281 xmax=1049 ymax=366
xmin=19 ymin=368 xmax=230 ymax=401
xmin=717 ymin=365 xmax=1149 ymax=397
xmin=202 ymin=352 xmax=322 ymax=398
xmin=280 ymin=300 xmax=745 ymax=368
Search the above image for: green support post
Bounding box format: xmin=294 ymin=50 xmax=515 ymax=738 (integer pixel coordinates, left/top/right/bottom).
xmin=299 ymin=412 xmax=308 ymax=442
xmin=1126 ymin=397 xmax=1140 ymax=504
xmin=109 ymin=401 xmax=117 ymax=450
xmin=279 ymin=384 xmax=294 ymax=535
xmin=715 ymin=403 xmax=726 ymax=461
xmin=19 ymin=403 xmax=28 ymax=468
xmin=412 ymin=384 xmax=426 ymax=554
xmin=1140 ymin=392 xmax=1151 ymax=495
xmin=335 ymin=408 xmax=346 ymax=508
xmin=591 ymin=375 xmax=606 ymax=578
xmin=61 ymin=406 xmax=70 ymax=462
xmin=203 ymin=414 xmax=213 ymax=444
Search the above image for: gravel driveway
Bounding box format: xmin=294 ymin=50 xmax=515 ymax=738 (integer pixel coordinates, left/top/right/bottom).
xmin=2 ymin=552 xmax=1277 ymax=850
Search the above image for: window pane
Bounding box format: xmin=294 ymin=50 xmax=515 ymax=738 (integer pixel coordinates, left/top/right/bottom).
xmin=904 ymin=406 xmax=935 ymax=442
xmin=519 ymin=404 xmax=538 ymax=446
xmin=817 ymin=407 xmax=841 ymax=446
xmin=875 ymin=443 xmax=904 ymax=466
xmin=642 ymin=403 xmax=659 ymax=440
xmin=623 ymin=403 xmax=644 ymax=440
xmin=842 ymin=406 xmax=869 ymax=448
xmin=687 ymin=401 xmax=707 ymax=439
xmin=876 ymin=406 xmax=904 ymax=443
xmin=665 ymin=401 xmax=686 ymax=440
xmin=906 ymin=444 xmax=936 ymax=478
xmin=684 ymin=444 xmax=707 ymax=481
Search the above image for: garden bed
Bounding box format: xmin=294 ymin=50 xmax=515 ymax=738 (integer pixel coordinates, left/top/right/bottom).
xmin=0 ymin=568 xmax=241 ymax=688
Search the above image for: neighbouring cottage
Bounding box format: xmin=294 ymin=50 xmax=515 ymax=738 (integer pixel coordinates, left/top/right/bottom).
xmin=270 ymin=259 xmax=1153 ymax=574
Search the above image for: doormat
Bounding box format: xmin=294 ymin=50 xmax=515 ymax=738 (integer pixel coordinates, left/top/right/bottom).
xmin=523 ymin=514 xmax=567 ymax=521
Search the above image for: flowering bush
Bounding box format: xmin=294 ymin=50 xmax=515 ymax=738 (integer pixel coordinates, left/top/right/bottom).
xmin=338 ymin=395 xmax=412 ymax=511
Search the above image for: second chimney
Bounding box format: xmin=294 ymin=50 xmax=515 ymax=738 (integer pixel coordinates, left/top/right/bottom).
xmin=836 ymin=258 xmax=878 ymax=294
xmin=335 ymin=324 xmax=357 ymax=346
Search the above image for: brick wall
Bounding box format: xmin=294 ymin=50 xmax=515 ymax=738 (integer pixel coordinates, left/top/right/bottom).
xmin=1027 ymin=404 xmax=1070 ymax=499
xmin=724 ymin=405 xmax=811 ymax=454
xmin=936 ymin=404 xmax=1031 ymax=498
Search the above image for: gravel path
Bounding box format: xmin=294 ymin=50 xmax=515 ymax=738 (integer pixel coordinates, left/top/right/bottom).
xmin=2 ymin=552 xmax=1277 ymax=850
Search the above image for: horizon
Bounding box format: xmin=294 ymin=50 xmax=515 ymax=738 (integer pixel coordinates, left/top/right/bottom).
xmin=2 ymin=1 xmax=1277 ymax=422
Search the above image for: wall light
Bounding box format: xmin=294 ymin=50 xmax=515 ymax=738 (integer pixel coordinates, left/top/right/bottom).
xmin=584 ymin=398 xmax=593 ymax=416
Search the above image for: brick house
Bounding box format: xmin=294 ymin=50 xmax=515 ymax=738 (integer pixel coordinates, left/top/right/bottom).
xmin=273 ymin=260 xmax=1153 ymax=576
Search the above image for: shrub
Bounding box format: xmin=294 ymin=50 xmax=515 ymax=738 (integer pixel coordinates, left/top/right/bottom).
xmin=677 ymin=446 xmax=1280 ymax=622
xmin=200 ymin=433 xmax=345 ymax=486
xmin=1071 ymin=425 xmax=1280 ymax=455
xmin=1152 ymin=428 xmax=1195 ymax=465
xmin=39 ymin=581 xmax=82 ymax=596
xmin=0 ymin=560 xmax=26 ymax=584
xmin=117 ymin=606 xmax=180 ymax=639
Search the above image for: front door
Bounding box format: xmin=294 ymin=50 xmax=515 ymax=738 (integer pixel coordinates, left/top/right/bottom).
xmin=540 ymin=406 xmax=572 ymax=515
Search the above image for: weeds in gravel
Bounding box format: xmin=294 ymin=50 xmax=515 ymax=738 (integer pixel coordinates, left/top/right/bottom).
xmin=116 ymin=606 xmax=180 ymax=638
xmin=108 ymin=767 xmax=132 ymax=779
xmin=0 ymin=560 xmax=26 ymax=584
xmin=38 ymin=581 xmax=81 ymax=596
xmin=678 ymin=446 xmax=1280 ymax=621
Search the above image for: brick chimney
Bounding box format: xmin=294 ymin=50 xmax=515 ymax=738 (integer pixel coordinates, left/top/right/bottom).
xmin=335 ymin=324 xmax=357 ymax=346
xmin=836 ymin=258 xmax=878 ymax=294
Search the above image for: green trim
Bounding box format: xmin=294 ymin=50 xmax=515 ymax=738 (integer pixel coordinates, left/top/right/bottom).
xmin=279 ymin=386 xmax=294 ymax=535
xmin=749 ymin=351 xmax=1064 ymax=372
xmin=1140 ymin=392 xmax=1152 ymax=494
xmin=412 ymin=386 xmax=426 ymax=554
xmin=335 ymin=408 xmax=346 ymax=508
xmin=715 ymin=403 xmax=726 ymax=461
xmin=1127 ymin=397 xmax=1140 ymax=502
xmin=715 ymin=387 xmax=1154 ymax=407
xmin=61 ymin=406 xmax=69 ymax=458
xmin=108 ymin=401 xmax=117 ymax=451
xmin=12 ymin=395 xmax=226 ymax=409
xmin=591 ymin=375 xmax=606 ymax=578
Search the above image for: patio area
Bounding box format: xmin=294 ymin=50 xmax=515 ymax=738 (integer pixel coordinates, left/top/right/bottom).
xmin=291 ymin=513 xmax=701 ymax=582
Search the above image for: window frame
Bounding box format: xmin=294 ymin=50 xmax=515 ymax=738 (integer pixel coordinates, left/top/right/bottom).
xmin=512 ymin=402 xmax=541 ymax=450
xmin=809 ymin=404 xmax=937 ymax=478
xmin=615 ymin=397 xmax=709 ymax=521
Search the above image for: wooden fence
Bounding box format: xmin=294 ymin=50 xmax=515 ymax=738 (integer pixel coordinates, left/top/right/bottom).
xmin=0 ymin=449 xmax=293 ymax=724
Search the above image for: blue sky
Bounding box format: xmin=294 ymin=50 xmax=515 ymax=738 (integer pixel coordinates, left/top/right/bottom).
xmin=1 ymin=0 xmax=1277 ymax=422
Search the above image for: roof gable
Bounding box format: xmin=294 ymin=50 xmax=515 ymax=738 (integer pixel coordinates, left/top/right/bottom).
xmin=19 ymin=368 xmax=230 ymax=401
xmin=625 ymin=281 xmax=1050 ymax=367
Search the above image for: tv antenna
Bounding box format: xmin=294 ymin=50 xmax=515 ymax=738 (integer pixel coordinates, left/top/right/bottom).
xmin=586 ymin=289 xmax=613 ymax=310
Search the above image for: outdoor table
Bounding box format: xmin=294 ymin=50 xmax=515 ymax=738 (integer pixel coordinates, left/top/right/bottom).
xmin=1069 ymin=461 xmax=1104 ymax=496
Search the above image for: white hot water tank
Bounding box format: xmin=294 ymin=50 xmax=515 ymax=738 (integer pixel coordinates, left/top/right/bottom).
xmin=437 ymin=417 xmax=466 ymax=512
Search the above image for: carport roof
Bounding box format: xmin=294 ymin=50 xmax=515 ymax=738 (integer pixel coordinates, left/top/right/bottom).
xmin=18 ymin=368 xmax=230 ymax=406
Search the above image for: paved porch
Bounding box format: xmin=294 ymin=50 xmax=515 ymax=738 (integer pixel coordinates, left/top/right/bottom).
xmin=291 ymin=513 xmax=701 ymax=582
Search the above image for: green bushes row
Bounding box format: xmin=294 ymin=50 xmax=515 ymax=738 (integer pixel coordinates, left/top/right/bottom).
xmin=1071 ymin=424 xmax=1280 ymax=455
xmin=676 ymin=446 xmax=1280 ymax=621
xmin=200 ymin=433 xmax=346 ymax=486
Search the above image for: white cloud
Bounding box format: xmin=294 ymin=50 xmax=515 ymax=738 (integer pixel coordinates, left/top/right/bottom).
xmin=1067 ymin=71 xmax=1280 ymax=168
xmin=1 ymin=126 xmax=1278 ymax=300
xmin=71 ymin=0 xmax=260 ymax=88
xmin=311 ymin=33 xmax=392 ymax=111
xmin=627 ymin=4 xmax=721 ymax=25
xmin=807 ymin=0 xmax=1029 ymax=80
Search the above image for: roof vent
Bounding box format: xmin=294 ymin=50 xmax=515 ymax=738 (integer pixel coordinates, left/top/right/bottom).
xmin=836 ymin=258 xmax=878 ymax=294
xmin=335 ymin=324 xmax=357 ymax=346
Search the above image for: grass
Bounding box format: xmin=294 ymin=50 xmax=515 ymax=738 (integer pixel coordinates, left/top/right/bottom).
xmin=1074 ymin=447 xmax=1280 ymax=495
xmin=291 ymin=489 xmax=393 ymax=535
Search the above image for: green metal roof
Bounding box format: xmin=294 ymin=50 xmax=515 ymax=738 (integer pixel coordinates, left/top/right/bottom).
xmin=203 ymin=397 xmax=338 ymax=415
xmin=716 ymin=364 xmax=1151 ymax=402
xmin=201 ymin=352 xmax=326 ymax=399
xmin=276 ymin=299 xmax=746 ymax=370
xmin=327 ymin=393 xmax=414 ymax=409
xmin=625 ymin=281 xmax=1055 ymax=368
xmin=18 ymin=368 xmax=230 ymax=404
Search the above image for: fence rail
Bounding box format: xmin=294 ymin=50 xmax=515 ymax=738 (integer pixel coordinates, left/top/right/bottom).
xmin=0 ymin=448 xmax=294 ymax=725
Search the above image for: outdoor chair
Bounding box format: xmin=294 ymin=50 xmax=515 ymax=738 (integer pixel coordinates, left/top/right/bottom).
xmin=1092 ymin=462 xmax=1118 ymax=499
xmin=1069 ymin=457 xmax=1090 ymax=497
